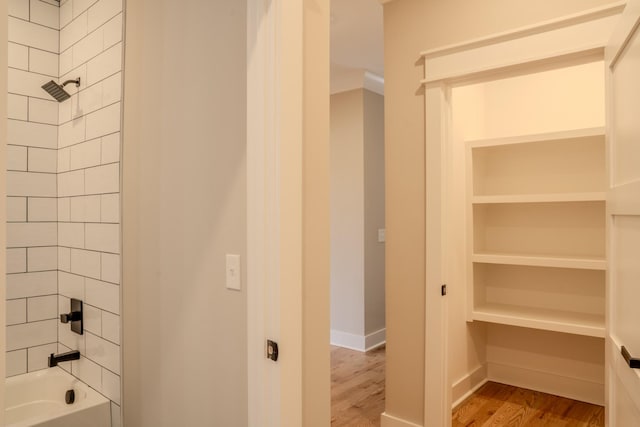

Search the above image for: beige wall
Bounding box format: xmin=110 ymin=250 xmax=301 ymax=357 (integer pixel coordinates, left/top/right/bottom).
xmin=363 ymin=90 xmax=385 ymax=335
xmin=122 ymin=1 xmax=247 ymax=426
xmin=331 ymin=90 xmax=365 ymax=336
xmin=383 ymin=0 xmax=619 ymax=423
xmin=330 ymin=88 xmax=385 ymax=341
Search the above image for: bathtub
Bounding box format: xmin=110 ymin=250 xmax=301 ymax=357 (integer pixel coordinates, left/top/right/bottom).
xmin=5 ymin=367 xmax=111 ymax=427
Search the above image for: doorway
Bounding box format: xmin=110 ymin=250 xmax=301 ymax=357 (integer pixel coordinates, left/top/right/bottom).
xmin=329 ymin=1 xmax=386 ymax=425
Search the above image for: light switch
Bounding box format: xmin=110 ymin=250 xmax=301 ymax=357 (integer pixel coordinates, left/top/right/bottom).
xmin=225 ymin=254 xmax=241 ymax=291
xmin=377 ymin=228 xmax=386 ymax=243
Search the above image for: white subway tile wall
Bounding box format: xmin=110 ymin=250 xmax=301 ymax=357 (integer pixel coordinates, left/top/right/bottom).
xmin=6 ymin=1 xmax=122 ymax=425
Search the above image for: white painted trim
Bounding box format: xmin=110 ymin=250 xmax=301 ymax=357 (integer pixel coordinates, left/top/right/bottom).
xmin=421 ymin=2 xmax=625 ymax=59
xmin=423 ymin=83 xmax=451 ymax=426
xmin=422 ymin=17 xmax=618 ymax=85
xmin=487 ymin=362 xmax=605 ymax=406
xmin=380 ymin=412 xmax=423 ymax=427
xmin=606 ymin=0 xmax=640 ymax=67
xmin=451 ymin=364 xmax=488 ymax=409
xmin=247 ymin=0 xmax=281 ymax=425
xmin=422 ymin=8 xmax=624 ymax=425
xmin=330 ymin=328 xmax=386 ymax=352
xmin=330 ymin=330 xmax=365 ymax=351
xmin=365 ymin=328 xmax=386 ymax=351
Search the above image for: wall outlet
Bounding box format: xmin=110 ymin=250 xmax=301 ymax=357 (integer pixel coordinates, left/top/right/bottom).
xmin=225 ymin=254 xmax=241 ymax=291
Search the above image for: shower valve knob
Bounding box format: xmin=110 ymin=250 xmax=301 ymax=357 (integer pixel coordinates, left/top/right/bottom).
xmin=60 ymin=312 xmax=81 ymax=323
xmin=60 ymin=298 xmax=84 ymax=335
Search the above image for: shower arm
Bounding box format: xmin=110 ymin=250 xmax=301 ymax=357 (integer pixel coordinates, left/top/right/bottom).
xmin=61 ymin=78 xmax=81 ymax=88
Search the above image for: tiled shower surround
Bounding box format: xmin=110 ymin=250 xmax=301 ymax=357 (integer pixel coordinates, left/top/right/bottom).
xmin=6 ymin=0 xmax=123 ymax=424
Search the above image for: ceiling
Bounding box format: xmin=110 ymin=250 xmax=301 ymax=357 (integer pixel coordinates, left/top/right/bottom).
xmin=330 ymin=0 xmax=384 ymax=92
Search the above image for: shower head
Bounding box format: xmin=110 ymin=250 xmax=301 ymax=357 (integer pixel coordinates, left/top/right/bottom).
xmin=41 ymin=78 xmax=80 ymax=102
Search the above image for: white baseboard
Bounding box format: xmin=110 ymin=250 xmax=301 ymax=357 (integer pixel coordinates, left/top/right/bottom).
xmin=487 ymin=362 xmax=604 ymax=405
xmin=451 ymin=364 xmax=488 ymax=409
xmin=365 ymin=328 xmax=386 ymax=351
xmin=331 ymin=328 xmax=386 ymax=352
xmin=380 ymin=412 xmax=422 ymax=427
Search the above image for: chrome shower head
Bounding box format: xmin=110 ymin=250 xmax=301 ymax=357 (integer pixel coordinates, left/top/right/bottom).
xmin=41 ymin=78 xmax=80 ymax=102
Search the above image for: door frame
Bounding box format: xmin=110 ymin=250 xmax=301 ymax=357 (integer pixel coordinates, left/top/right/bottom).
xmin=604 ymin=0 xmax=640 ymax=424
xmin=247 ymin=0 xmax=331 ymax=426
xmin=420 ymin=3 xmax=624 ymax=425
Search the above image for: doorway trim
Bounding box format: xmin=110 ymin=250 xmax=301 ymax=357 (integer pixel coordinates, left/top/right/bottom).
xmin=420 ymin=3 xmax=624 ymax=425
xmin=247 ymin=0 xmax=282 ymax=425
xmin=247 ymin=0 xmax=331 ymax=425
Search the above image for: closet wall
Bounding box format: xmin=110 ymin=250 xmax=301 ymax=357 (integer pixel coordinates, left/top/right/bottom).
xmin=451 ymin=61 xmax=607 ymax=405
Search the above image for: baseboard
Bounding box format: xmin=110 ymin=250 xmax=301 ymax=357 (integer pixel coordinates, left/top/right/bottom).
xmin=487 ymin=362 xmax=604 ymax=405
xmin=451 ymin=363 xmax=488 ymax=409
xmin=380 ymin=412 xmax=422 ymax=427
xmin=331 ymin=328 xmax=386 ymax=352
xmin=365 ymin=328 xmax=386 ymax=351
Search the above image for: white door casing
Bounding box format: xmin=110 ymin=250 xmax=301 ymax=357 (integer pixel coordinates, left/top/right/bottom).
xmin=605 ymin=0 xmax=640 ymax=425
xmin=247 ymin=1 xmax=331 ymax=426
xmin=421 ymin=4 xmax=624 ymax=425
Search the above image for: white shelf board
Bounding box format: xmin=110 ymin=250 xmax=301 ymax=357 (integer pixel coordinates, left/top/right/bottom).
xmin=472 ymin=252 xmax=606 ymax=270
xmin=472 ymin=192 xmax=606 ymax=204
xmin=466 ymin=126 xmax=605 ymax=149
xmin=472 ymin=303 xmax=605 ymax=338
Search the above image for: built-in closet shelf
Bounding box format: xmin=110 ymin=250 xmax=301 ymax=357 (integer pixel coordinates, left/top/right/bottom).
xmin=472 ymin=253 xmax=606 ymax=270
xmin=465 ymin=126 xmax=606 ymax=149
xmin=472 ymin=303 xmax=605 ymax=338
xmin=472 ymin=192 xmax=606 ymax=204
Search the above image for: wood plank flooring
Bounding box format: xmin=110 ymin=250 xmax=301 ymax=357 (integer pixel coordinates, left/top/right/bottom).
xmin=331 ymin=345 xmax=385 ymax=426
xmin=452 ymin=382 xmax=605 ymax=427
xmin=331 ymin=346 xmax=605 ymax=427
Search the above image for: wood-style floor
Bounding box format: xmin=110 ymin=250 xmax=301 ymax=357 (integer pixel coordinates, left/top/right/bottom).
xmin=452 ymin=382 xmax=605 ymax=427
xmin=331 ymin=345 xmax=605 ymax=427
xmin=331 ymin=345 xmax=385 ymax=426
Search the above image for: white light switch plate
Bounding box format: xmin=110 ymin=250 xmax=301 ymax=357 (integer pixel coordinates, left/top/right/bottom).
xmin=377 ymin=228 xmax=386 ymax=243
xmin=225 ymin=254 xmax=241 ymax=291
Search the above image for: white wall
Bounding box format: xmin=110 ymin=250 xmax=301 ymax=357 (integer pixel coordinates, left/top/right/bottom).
xmin=122 ymin=1 xmax=248 ymax=426
xmin=330 ymin=88 xmax=385 ymax=350
xmin=57 ymin=0 xmax=124 ymax=423
xmin=5 ymin=1 xmax=124 ymax=425
xmin=6 ymin=0 xmax=60 ymax=378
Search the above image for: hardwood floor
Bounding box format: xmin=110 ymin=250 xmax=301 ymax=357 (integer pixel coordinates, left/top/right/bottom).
xmin=331 ymin=345 xmax=385 ymax=426
xmin=331 ymin=347 xmax=604 ymax=427
xmin=452 ymin=382 xmax=605 ymax=427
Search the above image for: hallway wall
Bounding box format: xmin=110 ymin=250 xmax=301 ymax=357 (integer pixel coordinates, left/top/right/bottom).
xmin=382 ymin=0 xmax=620 ymax=424
xmin=330 ymin=88 xmax=385 ymax=350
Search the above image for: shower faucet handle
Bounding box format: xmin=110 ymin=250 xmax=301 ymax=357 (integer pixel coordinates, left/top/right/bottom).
xmin=60 ymin=311 xmax=81 ymax=323
xmin=60 ymin=298 xmax=84 ymax=335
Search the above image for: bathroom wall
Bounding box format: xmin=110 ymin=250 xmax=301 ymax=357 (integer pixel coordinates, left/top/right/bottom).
xmin=5 ymin=1 xmax=123 ymax=425
xmin=6 ymin=0 xmax=61 ymax=378
xmin=121 ymin=0 xmax=248 ymax=425
xmin=56 ymin=0 xmax=123 ymax=424
xmin=1 ymin=1 xmax=9 ymax=418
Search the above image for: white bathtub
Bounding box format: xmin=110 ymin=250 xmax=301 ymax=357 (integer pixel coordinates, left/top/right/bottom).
xmin=5 ymin=367 xmax=111 ymax=427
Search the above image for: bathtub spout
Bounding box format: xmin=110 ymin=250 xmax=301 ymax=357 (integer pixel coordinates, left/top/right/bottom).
xmin=48 ymin=350 xmax=80 ymax=367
